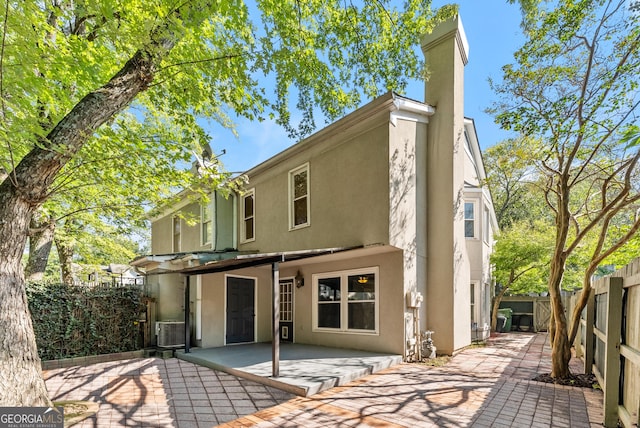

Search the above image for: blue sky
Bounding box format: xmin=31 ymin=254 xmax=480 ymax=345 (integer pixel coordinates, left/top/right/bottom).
xmin=212 ymin=1 xmax=525 ymax=174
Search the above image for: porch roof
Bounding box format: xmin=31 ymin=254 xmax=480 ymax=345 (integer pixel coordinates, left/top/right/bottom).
xmin=177 ymin=245 xmax=363 ymax=276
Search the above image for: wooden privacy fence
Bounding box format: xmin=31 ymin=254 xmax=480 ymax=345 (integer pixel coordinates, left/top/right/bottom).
xmin=572 ymin=260 xmax=640 ymax=428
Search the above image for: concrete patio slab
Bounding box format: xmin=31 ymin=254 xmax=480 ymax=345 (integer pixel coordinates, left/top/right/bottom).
xmin=175 ymin=342 xmax=403 ymax=396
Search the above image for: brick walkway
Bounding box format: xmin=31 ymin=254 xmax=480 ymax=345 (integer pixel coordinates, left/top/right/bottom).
xmin=45 ymin=358 xmax=294 ymax=427
xmin=223 ymin=333 xmax=603 ymax=428
xmin=44 ymin=333 xmax=603 ymax=427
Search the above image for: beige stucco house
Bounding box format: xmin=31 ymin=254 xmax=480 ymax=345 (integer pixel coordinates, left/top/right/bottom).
xmin=132 ymin=16 xmax=497 ymax=358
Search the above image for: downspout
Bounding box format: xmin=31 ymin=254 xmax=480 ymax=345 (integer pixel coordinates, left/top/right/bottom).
xmin=272 ymin=262 xmax=280 ymax=377
xmin=184 ymin=275 xmax=191 ymax=353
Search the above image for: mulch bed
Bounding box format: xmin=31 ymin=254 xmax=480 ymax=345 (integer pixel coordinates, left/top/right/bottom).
xmin=533 ymin=372 xmax=600 ymax=389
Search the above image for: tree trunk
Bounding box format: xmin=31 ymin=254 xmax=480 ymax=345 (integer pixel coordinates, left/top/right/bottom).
xmin=548 ymin=255 xmax=572 ymax=378
xmin=0 ymin=188 xmax=52 ymax=407
xmin=25 ymin=214 xmax=56 ymax=282
xmin=0 ymin=3 xmax=189 ymax=405
xmin=55 ymin=236 xmax=75 ymax=285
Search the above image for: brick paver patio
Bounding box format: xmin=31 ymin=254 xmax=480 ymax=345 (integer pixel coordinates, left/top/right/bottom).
xmin=223 ymin=333 xmax=603 ymax=427
xmin=44 ymin=333 xmax=603 ymax=427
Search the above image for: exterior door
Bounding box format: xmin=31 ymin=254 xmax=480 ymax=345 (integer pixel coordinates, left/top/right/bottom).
xmin=226 ymin=277 xmax=255 ymax=344
xmin=279 ymin=279 xmax=294 ymax=342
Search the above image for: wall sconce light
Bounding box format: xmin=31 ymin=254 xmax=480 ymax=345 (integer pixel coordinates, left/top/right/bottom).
xmin=295 ymin=270 xmax=305 ymax=288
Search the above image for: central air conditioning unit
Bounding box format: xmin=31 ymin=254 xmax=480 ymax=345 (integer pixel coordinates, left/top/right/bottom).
xmin=156 ymin=321 xmax=185 ymax=347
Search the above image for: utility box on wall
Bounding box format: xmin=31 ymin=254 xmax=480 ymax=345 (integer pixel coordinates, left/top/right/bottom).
xmin=406 ymin=292 xmax=423 ymax=308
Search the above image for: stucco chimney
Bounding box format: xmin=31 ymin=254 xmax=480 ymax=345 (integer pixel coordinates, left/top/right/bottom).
xmin=420 ymin=16 xmax=471 ymax=355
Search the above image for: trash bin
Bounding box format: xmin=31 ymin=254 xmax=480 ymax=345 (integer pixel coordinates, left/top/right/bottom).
xmin=518 ymin=314 xmax=532 ymax=331
xmin=496 ymin=316 xmax=506 ymax=333
xmin=497 ymin=308 xmax=513 ymax=332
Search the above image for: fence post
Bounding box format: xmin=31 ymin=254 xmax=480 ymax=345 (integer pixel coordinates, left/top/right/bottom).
xmin=584 ymin=288 xmax=595 ymax=375
xmin=603 ymin=277 xmax=623 ymax=428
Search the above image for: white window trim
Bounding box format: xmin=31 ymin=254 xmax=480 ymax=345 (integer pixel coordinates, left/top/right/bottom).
xmin=312 ymin=266 xmax=380 ymax=335
xmin=483 ymin=205 xmax=491 ymax=245
xmin=289 ymin=163 xmax=310 ymax=230
xmin=240 ymin=188 xmax=255 ymax=243
xmin=464 ymin=201 xmax=477 ymax=239
xmin=470 ymin=281 xmax=478 ymax=327
xmin=200 ymin=201 xmax=213 ymax=247
xmin=172 ymin=215 xmax=181 ymax=253
xmin=279 ymin=277 xmax=295 ymax=324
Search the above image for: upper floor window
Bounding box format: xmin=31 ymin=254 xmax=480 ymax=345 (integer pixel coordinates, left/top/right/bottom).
xmin=172 ymin=216 xmax=181 ymax=252
xmin=464 ymin=202 xmax=475 ymax=238
xmin=289 ymin=164 xmax=310 ymax=229
xmin=201 ymin=202 xmax=212 ymax=246
xmin=241 ymin=189 xmax=255 ymax=242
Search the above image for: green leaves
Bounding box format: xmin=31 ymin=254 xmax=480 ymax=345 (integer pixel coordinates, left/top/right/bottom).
xmin=2 ymin=0 xmax=457 ymax=272
xmin=491 ymin=221 xmax=552 ymax=294
xmin=622 ymin=125 xmax=640 ymax=149
xmin=26 ymin=282 xmax=144 ymax=360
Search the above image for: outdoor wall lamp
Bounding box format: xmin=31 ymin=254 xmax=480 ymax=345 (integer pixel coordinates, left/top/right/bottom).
xmin=295 ymin=271 xmax=305 ymax=288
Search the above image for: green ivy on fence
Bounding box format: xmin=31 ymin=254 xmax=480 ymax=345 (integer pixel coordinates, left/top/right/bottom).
xmin=27 ymin=282 xmax=144 ymax=361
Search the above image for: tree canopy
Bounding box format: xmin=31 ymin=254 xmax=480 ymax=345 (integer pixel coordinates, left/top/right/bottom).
xmin=491 ymin=0 xmax=640 ymax=378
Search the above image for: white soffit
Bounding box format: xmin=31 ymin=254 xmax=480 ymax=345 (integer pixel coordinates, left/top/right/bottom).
xmin=390 ymin=97 xmax=435 ymax=127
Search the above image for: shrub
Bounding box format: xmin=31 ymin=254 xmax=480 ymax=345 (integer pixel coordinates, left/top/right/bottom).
xmin=27 ymin=282 xmax=144 ymax=361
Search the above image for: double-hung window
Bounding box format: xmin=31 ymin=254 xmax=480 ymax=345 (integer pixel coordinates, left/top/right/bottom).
xmin=201 ymin=202 xmax=212 ymax=246
xmin=289 ymin=164 xmax=309 ymax=229
xmin=464 ymin=202 xmax=475 ymax=238
xmin=313 ymin=267 xmax=379 ymax=334
xmin=241 ymin=189 xmax=255 ymax=242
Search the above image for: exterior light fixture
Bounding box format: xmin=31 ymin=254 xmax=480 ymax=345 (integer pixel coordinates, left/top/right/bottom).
xmin=295 ymin=271 xmax=305 ymax=288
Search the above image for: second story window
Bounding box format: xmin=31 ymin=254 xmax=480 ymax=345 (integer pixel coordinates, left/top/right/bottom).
xmin=241 ymin=189 xmax=255 ymax=242
xmin=289 ymin=164 xmax=310 ymax=229
xmin=201 ymin=202 xmax=212 ymax=246
xmin=464 ymin=202 xmax=475 ymax=238
xmin=172 ymin=216 xmax=181 ymax=252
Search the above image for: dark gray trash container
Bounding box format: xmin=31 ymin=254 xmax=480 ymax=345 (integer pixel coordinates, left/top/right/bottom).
xmin=496 ymin=315 xmax=507 ymax=333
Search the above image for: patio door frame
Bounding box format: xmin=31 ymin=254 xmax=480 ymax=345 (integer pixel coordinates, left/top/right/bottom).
xmin=225 ymin=274 xmax=257 ymax=345
xmin=279 ymin=278 xmax=294 ymax=343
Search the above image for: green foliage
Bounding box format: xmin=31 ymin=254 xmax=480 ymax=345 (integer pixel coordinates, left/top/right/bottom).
xmin=0 ymin=0 xmax=455 ymax=169
xmin=26 ymin=282 xmax=144 ymax=361
xmin=491 ymin=1 xmax=640 ymax=372
xmin=1 ymin=0 xmax=458 ymax=269
xmin=483 ymin=136 xmax=548 ymax=229
xmin=507 ymin=0 xmax=544 ymax=30
xmin=490 ymin=0 xmax=640 ymax=279
xmin=491 ymin=221 xmax=551 ymax=294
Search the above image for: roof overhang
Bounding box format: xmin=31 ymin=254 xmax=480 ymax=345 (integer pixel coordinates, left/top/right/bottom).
xmin=177 ymin=246 xmax=364 ymax=276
